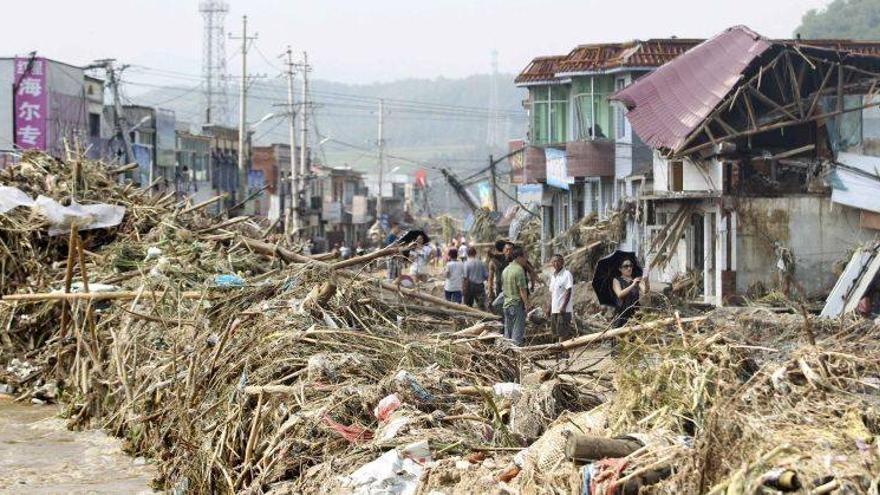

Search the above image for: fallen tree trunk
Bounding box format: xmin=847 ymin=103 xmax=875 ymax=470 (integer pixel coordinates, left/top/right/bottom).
xmin=565 ymin=434 xmax=643 ymax=462
xmin=330 ymin=244 xmax=402 ymax=270
xmin=522 ymin=316 xmax=708 ymax=354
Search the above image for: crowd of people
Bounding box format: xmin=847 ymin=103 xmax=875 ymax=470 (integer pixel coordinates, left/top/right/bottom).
xmin=330 ymin=223 xmax=649 ymax=348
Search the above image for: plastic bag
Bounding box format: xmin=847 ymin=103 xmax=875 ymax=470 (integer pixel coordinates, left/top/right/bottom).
xmin=374 ymin=393 xmax=402 ymax=421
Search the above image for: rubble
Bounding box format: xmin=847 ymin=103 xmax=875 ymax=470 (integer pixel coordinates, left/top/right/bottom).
xmin=1 ymin=153 xmax=878 ymax=495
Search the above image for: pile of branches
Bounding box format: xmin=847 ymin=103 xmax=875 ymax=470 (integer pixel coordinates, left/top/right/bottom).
xmin=584 ymin=309 xmax=880 ymax=494
xmin=0 ymin=153 xmax=607 ymax=494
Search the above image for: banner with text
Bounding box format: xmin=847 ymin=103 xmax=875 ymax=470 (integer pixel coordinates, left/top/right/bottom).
xmin=14 ymin=57 xmax=48 ymax=150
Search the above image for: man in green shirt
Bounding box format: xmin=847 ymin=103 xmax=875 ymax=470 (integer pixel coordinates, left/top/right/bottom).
xmin=501 ymin=246 xmax=530 ymax=346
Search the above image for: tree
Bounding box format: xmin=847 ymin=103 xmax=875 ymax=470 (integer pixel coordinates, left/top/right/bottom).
xmin=796 ymin=0 xmax=880 ymax=40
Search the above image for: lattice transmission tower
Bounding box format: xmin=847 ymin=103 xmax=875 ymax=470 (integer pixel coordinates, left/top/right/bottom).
xmin=487 ymin=50 xmax=500 ymax=148
xmin=199 ymin=0 xmax=230 ymax=125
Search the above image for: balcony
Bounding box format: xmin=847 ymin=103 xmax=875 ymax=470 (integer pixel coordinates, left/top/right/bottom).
xmin=509 ymin=139 xmax=547 ymax=184
xmin=566 ymin=139 xmax=615 ymax=177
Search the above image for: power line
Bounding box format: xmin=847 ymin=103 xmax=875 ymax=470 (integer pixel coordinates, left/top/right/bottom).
xmin=121 ymin=65 xmax=525 ymax=116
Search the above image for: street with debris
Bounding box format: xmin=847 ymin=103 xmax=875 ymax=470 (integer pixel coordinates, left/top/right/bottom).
xmin=2 ymin=2 xmax=880 ymax=495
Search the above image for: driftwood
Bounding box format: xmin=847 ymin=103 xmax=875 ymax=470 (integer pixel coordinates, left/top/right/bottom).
xmin=565 ymin=434 xmax=643 ymax=462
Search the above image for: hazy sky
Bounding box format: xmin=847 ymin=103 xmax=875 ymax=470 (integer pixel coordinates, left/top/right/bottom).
xmin=3 ymin=0 xmax=830 ymax=85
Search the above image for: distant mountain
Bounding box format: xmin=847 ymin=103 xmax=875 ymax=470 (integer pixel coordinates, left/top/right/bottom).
xmin=137 ymin=73 xmax=528 ymax=158
xmin=796 ymin=0 xmax=880 ymax=39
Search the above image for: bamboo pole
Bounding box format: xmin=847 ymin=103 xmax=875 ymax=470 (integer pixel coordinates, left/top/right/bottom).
xmin=522 ymin=316 xmax=709 ymax=354
xmin=180 ymin=193 xmax=227 ymax=215
xmin=2 ymin=290 xmax=208 ymax=302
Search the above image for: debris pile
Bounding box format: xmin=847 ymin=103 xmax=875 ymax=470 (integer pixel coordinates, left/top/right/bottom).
xmin=2 ymin=154 xmax=878 ymax=495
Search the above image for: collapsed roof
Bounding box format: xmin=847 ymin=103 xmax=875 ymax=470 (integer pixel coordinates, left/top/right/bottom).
xmin=611 ymin=25 xmax=880 ymax=156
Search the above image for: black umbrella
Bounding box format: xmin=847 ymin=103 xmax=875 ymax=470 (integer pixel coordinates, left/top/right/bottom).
xmin=398 ymin=229 xmax=430 ymax=245
xmin=592 ymin=250 xmax=643 ymax=307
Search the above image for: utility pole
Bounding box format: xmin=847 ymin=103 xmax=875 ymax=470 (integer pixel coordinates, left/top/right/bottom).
xmin=298 ymin=52 xmax=310 ymax=209
xmin=488 ymin=154 xmax=499 ymax=212
xmin=283 ymin=46 xmax=299 ymax=235
xmin=90 ymin=59 xmax=135 ymax=172
xmin=376 ymin=98 xmax=385 ymax=223
xmin=230 ymin=15 xmax=257 ymax=210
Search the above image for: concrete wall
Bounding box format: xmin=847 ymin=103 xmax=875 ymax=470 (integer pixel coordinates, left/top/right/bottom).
xmin=735 ymin=196 xmax=875 ymax=297
xmin=652 ymin=152 xmax=668 ymax=193
xmin=683 ymin=158 xmax=722 ymax=192
xmin=652 ymin=155 xmax=722 ymax=194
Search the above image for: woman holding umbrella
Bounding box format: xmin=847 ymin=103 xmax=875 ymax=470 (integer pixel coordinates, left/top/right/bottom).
xmin=612 ymin=259 xmax=647 ymax=327
xmin=592 ymin=250 xmax=649 ymax=328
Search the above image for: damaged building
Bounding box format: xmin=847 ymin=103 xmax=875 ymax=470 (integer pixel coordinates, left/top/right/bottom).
xmin=612 ymin=26 xmax=880 ymax=305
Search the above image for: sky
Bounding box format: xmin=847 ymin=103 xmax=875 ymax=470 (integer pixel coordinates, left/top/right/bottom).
xmin=2 ymin=0 xmax=831 ymax=86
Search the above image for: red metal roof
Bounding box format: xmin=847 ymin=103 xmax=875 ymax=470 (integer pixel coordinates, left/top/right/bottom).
xmin=611 ymin=26 xmax=772 ymax=152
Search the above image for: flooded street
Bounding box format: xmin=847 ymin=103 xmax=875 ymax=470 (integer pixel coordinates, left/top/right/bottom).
xmin=0 ymin=397 xmax=157 ymax=494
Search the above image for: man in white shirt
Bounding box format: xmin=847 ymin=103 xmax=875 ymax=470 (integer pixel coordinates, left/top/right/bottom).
xmin=444 ymin=248 xmax=465 ymax=303
xmin=546 ymin=254 xmax=574 ymax=344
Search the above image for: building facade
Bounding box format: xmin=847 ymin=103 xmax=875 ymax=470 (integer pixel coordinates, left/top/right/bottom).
xmin=514 ymin=39 xmax=702 ymax=259
xmin=613 ymin=26 xmax=880 ymax=305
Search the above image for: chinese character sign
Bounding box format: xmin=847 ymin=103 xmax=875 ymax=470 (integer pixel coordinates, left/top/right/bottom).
xmin=14 ymin=57 xmax=47 ymax=150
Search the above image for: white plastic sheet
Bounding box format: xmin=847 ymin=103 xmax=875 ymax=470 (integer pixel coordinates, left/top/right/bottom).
xmin=340 ymin=449 xmax=423 ymax=495
xmin=0 ymin=186 xmax=126 ymax=235
xmin=0 ymin=186 xmax=36 ymax=214
xmin=35 ymin=196 xmax=126 ymax=236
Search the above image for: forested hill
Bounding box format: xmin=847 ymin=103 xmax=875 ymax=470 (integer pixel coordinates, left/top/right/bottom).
xmin=139 ymin=73 xmax=528 ymax=152
xmin=797 ymin=0 xmax=880 ymax=39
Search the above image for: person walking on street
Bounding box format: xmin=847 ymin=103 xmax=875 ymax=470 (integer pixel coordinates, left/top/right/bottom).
xmin=409 ymin=234 xmax=433 ymax=283
xmin=444 ymin=248 xmax=465 ymax=303
xmin=463 ymin=246 xmax=489 ymax=309
xmin=458 ymin=238 xmax=468 ymax=262
xmin=546 ymin=254 xmax=574 ymax=348
xmin=612 ymin=258 xmax=646 ymax=327
xmin=502 ymin=246 xmax=530 ymax=346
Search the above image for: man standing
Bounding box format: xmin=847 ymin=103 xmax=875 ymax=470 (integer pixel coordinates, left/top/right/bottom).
xmin=501 ymin=246 xmax=530 ymax=346
xmin=487 ymin=240 xmax=510 ymax=312
xmin=463 ymin=246 xmax=489 ymax=309
xmin=546 ymin=254 xmax=574 ymax=346
xmin=444 ymin=248 xmax=465 ymax=303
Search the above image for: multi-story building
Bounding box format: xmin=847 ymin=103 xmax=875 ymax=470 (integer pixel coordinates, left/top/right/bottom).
xmin=318 ymin=166 xmax=369 ymax=248
xmin=0 ymin=56 xmax=103 ymax=165
xmin=514 ymin=39 xmax=702 ymax=258
xmin=201 ymin=124 xmax=243 ymax=211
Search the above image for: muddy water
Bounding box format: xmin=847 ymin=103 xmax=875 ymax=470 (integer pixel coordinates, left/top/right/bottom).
xmin=0 ymin=397 xmax=157 ymax=494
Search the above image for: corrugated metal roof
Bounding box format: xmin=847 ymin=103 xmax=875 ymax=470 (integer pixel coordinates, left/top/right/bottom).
xmin=611 ymin=26 xmax=772 ymax=152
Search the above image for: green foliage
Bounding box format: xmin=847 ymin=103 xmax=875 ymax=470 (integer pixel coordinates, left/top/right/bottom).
xmin=796 ymin=0 xmax=880 ymax=40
